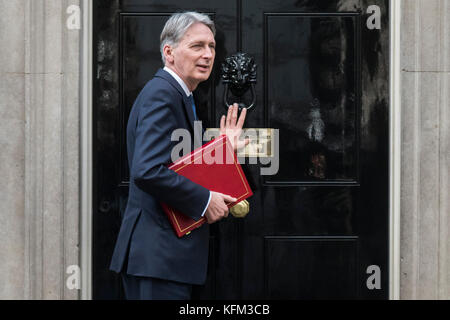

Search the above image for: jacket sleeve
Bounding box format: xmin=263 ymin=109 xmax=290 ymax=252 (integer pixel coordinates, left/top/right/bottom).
xmin=130 ymin=86 xmax=210 ymax=221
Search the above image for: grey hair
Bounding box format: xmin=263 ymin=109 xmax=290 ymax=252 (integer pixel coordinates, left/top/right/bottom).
xmin=160 ymin=12 xmax=216 ymax=65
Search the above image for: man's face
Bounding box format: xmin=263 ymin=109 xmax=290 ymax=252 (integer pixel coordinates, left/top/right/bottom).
xmin=165 ymin=22 xmax=216 ymax=91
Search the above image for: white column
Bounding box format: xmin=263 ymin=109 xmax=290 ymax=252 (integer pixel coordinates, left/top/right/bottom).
xmin=22 ymin=0 xmax=81 ymax=299
xmin=0 ymin=0 xmax=26 ymax=300
xmin=400 ymin=0 xmax=450 ymax=300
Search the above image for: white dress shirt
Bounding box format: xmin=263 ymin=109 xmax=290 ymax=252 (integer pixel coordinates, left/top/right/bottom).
xmin=163 ymin=66 xmax=211 ymax=217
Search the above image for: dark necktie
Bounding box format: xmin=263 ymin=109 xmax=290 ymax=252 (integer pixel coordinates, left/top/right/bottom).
xmin=188 ymin=94 xmax=197 ymax=121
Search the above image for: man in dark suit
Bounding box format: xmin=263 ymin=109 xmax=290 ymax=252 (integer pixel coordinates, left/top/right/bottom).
xmin=109 ymin=12 xmax=249 ymax=300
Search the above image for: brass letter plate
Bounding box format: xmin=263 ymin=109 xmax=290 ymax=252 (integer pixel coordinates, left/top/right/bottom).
xmin=204 ymin=128 xmax=274 ymax=158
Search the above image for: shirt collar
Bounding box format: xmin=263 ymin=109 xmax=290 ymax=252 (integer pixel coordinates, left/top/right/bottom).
xmin=163 ymin=66 xmax=192 ymax=97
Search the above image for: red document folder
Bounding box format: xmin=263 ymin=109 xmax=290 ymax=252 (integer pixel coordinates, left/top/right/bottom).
xmin=160 ymin=134 xmax=253 ymax=237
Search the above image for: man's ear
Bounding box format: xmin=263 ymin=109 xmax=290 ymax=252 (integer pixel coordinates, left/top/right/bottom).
xmin=163 ymin=44 xmax=174 ymax=64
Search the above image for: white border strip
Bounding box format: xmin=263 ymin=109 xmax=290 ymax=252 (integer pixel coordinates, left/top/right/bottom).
xmin=389 ymin=0 xmax=402 ymax=300
xmin=80 ymin=0 xmax=93 ymax=300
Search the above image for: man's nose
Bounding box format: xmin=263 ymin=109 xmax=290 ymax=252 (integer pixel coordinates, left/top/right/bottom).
xmin=203 ymin=46 xmax=213 ymax=59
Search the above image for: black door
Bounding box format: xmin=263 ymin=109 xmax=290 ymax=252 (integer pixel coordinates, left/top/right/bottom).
xmin=93 ymin=0 xmax=389 ymax=299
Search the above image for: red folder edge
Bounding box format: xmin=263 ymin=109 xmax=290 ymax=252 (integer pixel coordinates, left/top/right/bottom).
xmin=160 ymin=135 xmax=253 ymax=237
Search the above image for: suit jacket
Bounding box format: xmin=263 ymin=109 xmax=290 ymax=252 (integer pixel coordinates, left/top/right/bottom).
xmin=109 ymin=68 xmax=210 ymax=285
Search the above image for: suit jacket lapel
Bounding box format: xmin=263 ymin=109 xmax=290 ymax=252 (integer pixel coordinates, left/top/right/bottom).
xmin=154 ymin=69 xmax=196 ymax=133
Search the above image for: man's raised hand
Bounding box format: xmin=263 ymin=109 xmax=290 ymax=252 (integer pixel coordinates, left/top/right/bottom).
xmin=219 ymin=103 xmax=250 ymax=152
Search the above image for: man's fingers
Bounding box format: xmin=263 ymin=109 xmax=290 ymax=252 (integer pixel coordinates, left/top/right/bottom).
xmin=220 ymin=115 xmax=225 ymax=131
xmin=226 ymin=105 xmax=233 ymax=127
xmin=207 ymin=208 xmax=228 ymax=224
xmin=222 ymin=194 xmax=238 ymax=203
xmin=231 ymin=104 xmax=238 ymax=127
xmin=236 ymin=107 xmax=247 ymax=129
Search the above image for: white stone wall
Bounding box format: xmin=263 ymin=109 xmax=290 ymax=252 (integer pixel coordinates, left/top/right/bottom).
xmin=0 ymin=0 xmax=80 ymax=299
xmin=0 ymin=0 xmax=26 ymax=300
xmin=400 ymin=0 xmax=450 ymax=299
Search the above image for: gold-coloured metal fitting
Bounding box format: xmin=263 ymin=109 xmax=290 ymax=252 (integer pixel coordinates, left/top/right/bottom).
xmin=204 ymin=128 xmax=274 ymax=158
xmin=230 ymin=200 xmax=250 ymax=218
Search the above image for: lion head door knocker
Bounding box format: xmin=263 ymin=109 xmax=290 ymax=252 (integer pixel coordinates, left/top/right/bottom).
xmin=221 ymin=52 xmax=257 ymax=111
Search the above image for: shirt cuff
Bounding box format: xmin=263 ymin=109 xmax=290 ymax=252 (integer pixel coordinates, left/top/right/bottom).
xmin=201 ymin=191 xmax=212 ymax=217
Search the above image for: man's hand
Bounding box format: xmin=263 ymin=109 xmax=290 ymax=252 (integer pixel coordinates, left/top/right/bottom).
xmin=219 ymin=103 xmax=250 ymax=152
xmin=204 ymin=191 xmax=237 ymax=224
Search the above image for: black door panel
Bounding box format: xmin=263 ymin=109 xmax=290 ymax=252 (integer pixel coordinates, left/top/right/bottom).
xmin=93 ymin=0 xmax=389 ymax=300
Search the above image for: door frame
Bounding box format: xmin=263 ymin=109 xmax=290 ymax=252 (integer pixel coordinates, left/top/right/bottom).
xmin=80 ymin=0 xmax=402 ymax=300
xmin=389 ymin=0 xmax=402 ymax=301
xmin=80 ymin=0 xmax=93 ymax=300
